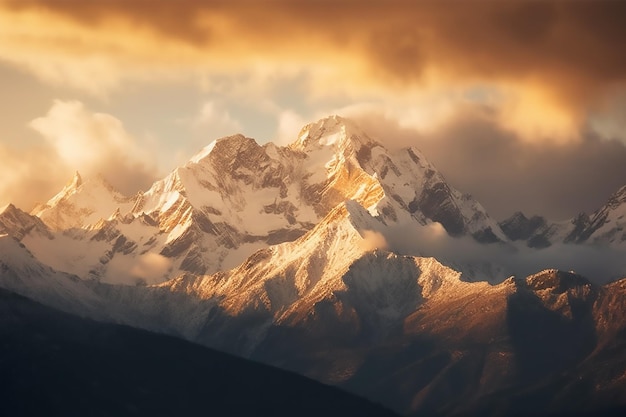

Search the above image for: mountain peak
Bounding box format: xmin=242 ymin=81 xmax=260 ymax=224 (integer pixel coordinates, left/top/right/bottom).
xmin=31 ymin=171 xmax=134 ymax=231
xmin=0 ymin=204 xmax=52 ymax=240
xmin=293 ymin=115 xmax=376 ymax=152
xmin=607 ymin=184 xmax=626 ymax=208
xmin=189 ymin=140 xmax=217 ymax=164
xmin=188 ymin=134 xmax=249 ymax=164
xmin=71 ymin=171 xmax=83 ymax=188
xmin=523 ymin=269 xmax=593 ymax=296
xmin=37 ymin=171 xmax=84 ymax=211
xmin=64 ymin=170 xmax=83 ymax=194
xmin=0 ymin=203 xmax=17 ymax=215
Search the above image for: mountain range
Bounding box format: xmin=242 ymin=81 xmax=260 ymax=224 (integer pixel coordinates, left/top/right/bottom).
xmin=1 ymin=115 xmax=625 ymax=416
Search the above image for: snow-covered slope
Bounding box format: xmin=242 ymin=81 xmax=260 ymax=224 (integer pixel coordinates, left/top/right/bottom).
xmin=0 ymin=204 xmax=52 ymax=240
xmin=0 ymin=234 xmax=110 ymax=320
xmin=32 ymin=171 xmax=136 ymax=231
xmin=82 ymin=196 xmax=496 ymax=357
xmin=1 ymin=115 xmax=625 ymax=417
xmin=292 ymin=116 xmax=505 ymax=241
xmin=13 ymin=116 xmax=506 ymax=285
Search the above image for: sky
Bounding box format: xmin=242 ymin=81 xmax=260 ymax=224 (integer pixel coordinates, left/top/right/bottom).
xmin=1 ymin=0 xmax=626 ymax=220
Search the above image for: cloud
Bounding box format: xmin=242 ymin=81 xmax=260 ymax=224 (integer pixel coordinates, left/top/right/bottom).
xmin=358 ymin=230 xmax=389 ymax=252
xmin=0 ymin=100 xmax=160 ymax=211
xmin=104 ymin=253 xmax=173 ymax=286
xmin=185 ymin=100 xmax=243 ymax=143
xmin=0 ymin=143 xmax=61 ymax=211
xmin=275 ymin=109 xmax=306 ymax=145
xmin=1 ymin=0 xmax=624 ymax=243
xmin=367 ymin=220 xmax=626 ymax=284
xmin=191 ymin=101 xmax=241 ymax=132
xmin=2 ymin=1 xmax=625 ymax=128
xmin=29 ymin=100 xmax=159 ymax=197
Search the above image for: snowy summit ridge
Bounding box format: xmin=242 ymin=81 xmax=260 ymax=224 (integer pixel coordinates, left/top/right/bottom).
xmin=1 ymin=115 xmax=623 ymax=289
xmin=3 ymin=116 xmax=510 ymax=286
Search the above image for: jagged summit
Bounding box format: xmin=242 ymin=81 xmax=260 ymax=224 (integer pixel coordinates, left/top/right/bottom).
xmin=0 ymin=203 xmax=16 ymax=214
xmin=187 ymin=134 xmax=254 ymax=165
xmin=500 ymin=184 xmax=626 ymax=248
xmin=7 ymin=115 xmax=510 ymax=284
xmin=499 ymin=211 xmax=549 ymax=243
xmin=31 ymin=171 xmax=134 ymax=231
xmin=70 ymin=170 xmax=83 ymax=188
xmin=607 ymin=184 xmax=626 ymax=207
xmin=523 ymin=268 xmax=593 ymax=292
xmin=562 ymin=183 xmax=626 ymax=246
xmin=293 ymin=115 xmax=377 ymax=152
xmin=38 ymin=171 xmax=83 ymax=210
xmin=0 ymin=204 xmax=52 ymax=240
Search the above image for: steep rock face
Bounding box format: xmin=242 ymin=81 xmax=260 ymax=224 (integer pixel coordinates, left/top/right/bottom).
xmin=500 ymin=211 xmax=550 ymax=246
xmin=291 ymin=116 xmax=505 ymax=241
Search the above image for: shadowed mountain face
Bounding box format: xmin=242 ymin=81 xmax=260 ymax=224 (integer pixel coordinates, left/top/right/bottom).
xmin=335 ymin=271 xmax=626 ymax=417
xmin=0 ymin=288 xmax=398 ymax=417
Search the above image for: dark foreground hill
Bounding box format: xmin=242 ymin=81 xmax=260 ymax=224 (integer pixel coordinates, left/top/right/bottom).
xmin=0 ymin=288 xmax=397 ymax=417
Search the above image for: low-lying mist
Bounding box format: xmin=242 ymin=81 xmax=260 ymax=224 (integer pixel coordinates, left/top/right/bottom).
xmin=360 ymin=222 xmax=626 ymax=284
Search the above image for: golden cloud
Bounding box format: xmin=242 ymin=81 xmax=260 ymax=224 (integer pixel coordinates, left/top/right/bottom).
xmin=1 ymin=1 xmax=625 ymax=139
xmin=0 ymin=100 xmax=159 ymax=211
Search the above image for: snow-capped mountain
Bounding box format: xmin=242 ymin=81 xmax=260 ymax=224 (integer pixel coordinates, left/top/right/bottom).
xmin=0 ymin=203 xmax=52 ymax=240
xmin=9 ymin=116 xmax=505 ymax=285
xmin=500 ymin=185 xmax=626 ymax=248
xmin=566 ymin=185 xmax=626 ymax=246
xmin=32 ymin=171 xmax=137 ymax=231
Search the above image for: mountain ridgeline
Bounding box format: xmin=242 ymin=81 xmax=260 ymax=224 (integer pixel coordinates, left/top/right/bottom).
xmin=1 ymin=116 xmax=625 ymax=416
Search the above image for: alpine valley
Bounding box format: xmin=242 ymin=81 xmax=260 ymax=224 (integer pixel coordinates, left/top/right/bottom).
xmin=2 ymin=116 xmax=626 ymax=416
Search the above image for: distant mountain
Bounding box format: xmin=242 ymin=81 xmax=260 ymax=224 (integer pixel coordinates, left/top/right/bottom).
xmin=500 ymin=185 xmax=626 ymax=249
xmin=0 ymin=288 xmax=398 ymax=417
xmin=566 ymin=185 xmax=626 ymax=246
xmin=32 ymin=171 xmax=137 ymax=231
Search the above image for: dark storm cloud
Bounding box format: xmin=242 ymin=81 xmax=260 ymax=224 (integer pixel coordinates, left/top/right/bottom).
xmin=351 ymin=108 xmax=626 ymax=220
xmin=4 ymin=0 xmax=626 ymax=104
